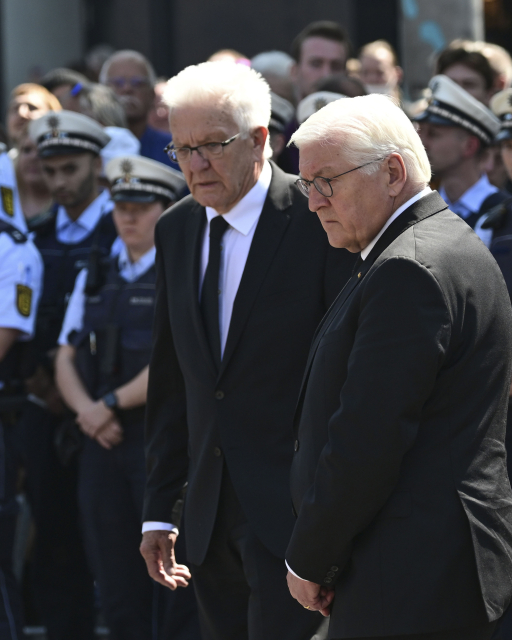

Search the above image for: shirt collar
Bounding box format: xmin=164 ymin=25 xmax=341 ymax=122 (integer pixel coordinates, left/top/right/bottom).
xmin=205 ymin=161 xmax=272 ymax=236
xmin=439 ymin=174 xmax=498 ymax=215
xmin=56 ymin=189 xmax=113 ymax=231
xmin=117 ymin=242 xmax=156 ymax=279
xmin=361 ymin=187 xmax=432 ymax=261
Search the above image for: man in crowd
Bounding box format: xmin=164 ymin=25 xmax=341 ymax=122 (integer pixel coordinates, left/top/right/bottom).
xmin=19 ymin=111 xmax=117 ymax=640
xmin=358 ymin=40 xmax=403 ymax=100
xmin=0 ymin=145 xmax=43 ymax=640
xmin=286 ymin=93 xmax=512 ymax=640
xmin=417 ymin=74 xmax=503 ymax=247
xmin=139 ymin=60 xmax=355 ymax=640
xmin=100 ymin=50 xmax=175 ymax=167
xmin=435 ymin=46 xmax=496 ymax=106
xmin=6 ymin=84 xmax=61 ymax=148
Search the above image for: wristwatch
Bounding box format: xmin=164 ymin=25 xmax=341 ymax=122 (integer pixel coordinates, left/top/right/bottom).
xmin=102 ymin=391 xmax=119 ymax=411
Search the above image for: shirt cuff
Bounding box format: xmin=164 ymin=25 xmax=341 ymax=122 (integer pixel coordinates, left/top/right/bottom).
xmin=286 ymin=560 xmax=308 ymax=581
xmin=141 ymin=521 xmax=179 ymax=535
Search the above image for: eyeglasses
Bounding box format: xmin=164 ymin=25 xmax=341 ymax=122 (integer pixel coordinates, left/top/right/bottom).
xmin=107 ymin=76 xmax=150 ymax=90
xmin=164 ymin=133 xmax=240 ymax=163
xmin=295 ymin=159 xmax=384 ymax=198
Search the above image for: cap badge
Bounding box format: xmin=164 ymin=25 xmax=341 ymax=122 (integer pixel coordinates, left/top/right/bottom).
xmin=47 ymin=115 xmax=60 ymax=137
xmin=120 ymin=159 xmax=134 ymax=183
xmin=314 ymin=98 xmax=328 ymax=112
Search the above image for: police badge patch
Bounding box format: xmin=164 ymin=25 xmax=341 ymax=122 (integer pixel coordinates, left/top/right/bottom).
xmin=16 ymin=284 xmax=32 ymax=317
xmin=1 ymin=186 xmax=14 ymax=217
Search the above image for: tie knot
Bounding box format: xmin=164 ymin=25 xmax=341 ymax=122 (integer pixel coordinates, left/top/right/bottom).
xmin=209 ymin=215 xmax=230 ymax=241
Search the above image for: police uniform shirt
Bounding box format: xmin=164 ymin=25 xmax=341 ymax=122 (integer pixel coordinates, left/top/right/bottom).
xmin=56 ymin=189 xmax=114 ymax=244
xmin=58 ymin=242 xmax=156 ymax=346
xmin=439 ymin=174 xmax=497 ymax=248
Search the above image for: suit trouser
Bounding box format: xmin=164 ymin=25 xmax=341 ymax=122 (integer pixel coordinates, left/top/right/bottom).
xmin=190 ymin=467 xmax=328 ymax=640
xmin=336 ymin=620 xmax=497 ymax=640
xmin=78 ymin=427 xmax=201 ymax=640
xmin=19 ymin=403 xmax=95 ymax=640
xmin=0 ymin=420 xmax=23 ymax=640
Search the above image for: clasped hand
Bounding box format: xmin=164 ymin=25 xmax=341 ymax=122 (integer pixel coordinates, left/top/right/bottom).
xmin=286 ymin=571 xmax=334 ymax=617
xmin=75 ymin=399 xmax=123 ymax=449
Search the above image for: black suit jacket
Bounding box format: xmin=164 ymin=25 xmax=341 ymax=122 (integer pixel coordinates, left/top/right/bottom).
xmin=287 ymin=192 xmax=512 ymax=638
xmin=143 ymin=162 xmax=355 ymax=565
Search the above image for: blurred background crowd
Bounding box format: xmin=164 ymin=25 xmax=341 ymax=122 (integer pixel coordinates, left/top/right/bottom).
xmin=3 ymin=0 xmax=512 ymax=639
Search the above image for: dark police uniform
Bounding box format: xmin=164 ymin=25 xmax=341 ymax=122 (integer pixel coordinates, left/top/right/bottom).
xmin=59 ymin=155 xmax=198 ymax=640
xmin=0 ymin=148 xmax=43 ymax=639
xmin=19 ymin=111 xmax=113 ymax=640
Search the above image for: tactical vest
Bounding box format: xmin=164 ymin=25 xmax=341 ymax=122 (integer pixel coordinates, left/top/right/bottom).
xmin=69 ymin=257 xmax=156 ymax=428
xmin=33 ymin=206 xmax=117 ymax=357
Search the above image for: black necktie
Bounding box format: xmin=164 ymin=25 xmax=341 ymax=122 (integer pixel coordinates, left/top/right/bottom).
xmin=201 ymin=215 xmax=230 ymax=369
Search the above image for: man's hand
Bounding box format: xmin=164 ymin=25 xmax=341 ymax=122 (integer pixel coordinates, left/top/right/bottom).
xmin=94 ymin=419 xmax=123 ymax=449
xmin=140 ymin=530 xmax=191 ymax=590
xmin=76 ymin=399 xmax=113 ymax=438
xmin=286 ymin=571 xmax=335 ymax=617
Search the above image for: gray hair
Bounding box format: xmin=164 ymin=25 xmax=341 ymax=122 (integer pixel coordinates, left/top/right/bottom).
xmin=290 ymin=94 xmax=431 ymax=187
xmin=80 ymin=84 xmax=127 ymax=128
xmin=99 ymin=50 xmax=156 ymax=87
xmin=163 ymin=61 xmax=273 ymax=159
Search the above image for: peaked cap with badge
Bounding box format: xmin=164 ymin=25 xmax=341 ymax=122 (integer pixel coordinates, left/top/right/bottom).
xmin=490 ymin=89 xmax=512 ymax=143
xmin=29 ymin=110 xmax=111 ymax=157
xmin=269 ymin=93 xmax=295 ymax=134
xmin=415 ymin=74 xmax=500 ymax=145
xmin=105 ymin=155 xmax=186 ymax=204
xmin=297 ymin=91 xmax=347 ymax=125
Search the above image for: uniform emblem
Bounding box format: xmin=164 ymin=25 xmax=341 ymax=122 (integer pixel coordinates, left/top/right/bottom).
xmin=16 ymin=284 xmax=32 ymax=317
xmin=47 ymin=115 xmax=60 ymax=137
xmin=121 ymin=159 xmax=134 ymax=183
xmin=1 ymin=186 xmax=14 ymax=217
xmin=314 ymin=98 xmax=328 ymax=112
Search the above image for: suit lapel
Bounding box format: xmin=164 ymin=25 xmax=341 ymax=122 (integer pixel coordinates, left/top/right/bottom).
xmin=184 ymin=201 xmax=218 ymax=377
xmin=293 ymin=191 xmax=449 ymax=423
xmin=218 ymin=164 xmax=292 ymax=378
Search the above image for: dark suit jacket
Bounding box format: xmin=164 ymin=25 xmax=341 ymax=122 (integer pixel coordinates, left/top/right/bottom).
xmin=143 ymin=162 xmax=355 ymax=565
xmin=287 ymin=192 xmax=512 ymax=638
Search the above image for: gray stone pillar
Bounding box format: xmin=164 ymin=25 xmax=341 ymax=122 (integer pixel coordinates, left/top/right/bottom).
xmin=400 ymin=0 xmax=484 ymax=100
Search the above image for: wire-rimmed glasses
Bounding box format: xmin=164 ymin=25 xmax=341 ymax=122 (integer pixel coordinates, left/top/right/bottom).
xmin=295 ymin=159 xmax=384 ymax=198
xmin=164 ymin=133 xmax=240 ymax=163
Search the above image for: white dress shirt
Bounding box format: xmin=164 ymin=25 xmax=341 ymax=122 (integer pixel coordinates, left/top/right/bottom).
xmin=56 ymin=189 xmax=114 ymax=244
xmin=142 ymin=161 xmax=273 ymax=536
xmin=439 ymin=175 xmax=497 ymax=248
xmin=58 ymin=242 xmax=156 ymax=346
xmin=286 ymin=186 xmax=432 ymax=581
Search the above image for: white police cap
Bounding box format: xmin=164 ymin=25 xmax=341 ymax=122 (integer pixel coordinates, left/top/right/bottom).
xmin=490 ymin=89 xmax=512 ymax=142
xmin=415 ymin=75 xmax=500 ymax=145
xmin=297 ymin=91 xmax=347 ymax=125
xmin=29 ymin=110 xmax=111 ymax=157
xmin=269 ymin=93 xmax=295 ymax=133
xmin=106 ymin=155 xmax=186 ymax=203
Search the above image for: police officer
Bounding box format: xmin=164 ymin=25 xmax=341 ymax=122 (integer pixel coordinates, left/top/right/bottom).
xmin=0 ymin=145 xmax=43 ymax=638
xmin=416 ymin=74 xmax=503 ymax=247
xmin=54 ymin=156 xmax=194 ymax=640
xmin=19 ymin=111 xmax=116 ymax=640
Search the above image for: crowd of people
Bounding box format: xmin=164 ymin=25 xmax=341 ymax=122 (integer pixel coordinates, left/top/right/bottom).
xmin=2 ymin=15 xmax=512 ymax=640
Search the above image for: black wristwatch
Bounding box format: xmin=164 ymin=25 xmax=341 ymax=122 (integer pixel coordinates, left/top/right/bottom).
xmin=102 ymin=391 xmax=119 ymax=411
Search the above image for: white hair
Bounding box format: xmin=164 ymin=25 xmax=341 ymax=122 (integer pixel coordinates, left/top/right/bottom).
xmin=290 ymin=94 xmax=431 ymax=187
xmin=99 ymin=50 xmax=156 ymax=87
xmin=163 ymin=61 xmax=273 ymax=159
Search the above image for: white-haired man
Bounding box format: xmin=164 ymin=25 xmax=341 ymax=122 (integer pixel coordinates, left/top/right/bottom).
xmin=285 ymin=94 xmax=512 ymax=640
xmin=100 ymin=50 xmax=174 ymax=167
xmin=139 ymin=61 xmax=355 ymax=639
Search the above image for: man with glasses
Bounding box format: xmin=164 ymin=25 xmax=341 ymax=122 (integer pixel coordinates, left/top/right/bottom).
xmin=139 ymin=60 xmax=355 ymax=640
xmin=100 ymin=50 xmax=175 ymax=167
xmin=286 ymin=94 xmax=512 ymax=640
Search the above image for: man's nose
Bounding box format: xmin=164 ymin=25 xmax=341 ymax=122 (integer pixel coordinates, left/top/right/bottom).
xmin=189 ymin=149 xmax=210 ymax=172
xmin=18 ymin=104 xmax=30 ymax=120
xmin=308 ymin=187 xmax=330 ymax=213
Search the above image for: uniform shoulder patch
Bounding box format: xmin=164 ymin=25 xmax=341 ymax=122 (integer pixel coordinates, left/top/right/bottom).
xmin=16 ymin=284 xmax=32 ymax=317
xmin=1 ymin=186 xmax=14 ymax=217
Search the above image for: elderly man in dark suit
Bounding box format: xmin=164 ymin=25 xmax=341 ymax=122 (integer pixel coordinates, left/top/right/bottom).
xmin=286 ymin=94 xmax=512 ymax=640
xmin=139 ymin=61 xmax=355 ymax=640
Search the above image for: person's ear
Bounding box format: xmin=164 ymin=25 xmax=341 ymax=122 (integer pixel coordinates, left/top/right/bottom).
xmin=462 ymin=135 xmax=481 ymax=159
xmin=92 ymin=154 xmax=103 ymax=178
xmin=252 ymin=126 xmax=268 ymax=159
xmin=386 ymin=153 xmax=407 ymax=197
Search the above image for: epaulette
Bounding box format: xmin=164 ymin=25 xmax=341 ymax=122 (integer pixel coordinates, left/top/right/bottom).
xmin=481 ymin=197 xmax=512 ymax=230
xmin=0 ymin=219 xmax=27 ymax=243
